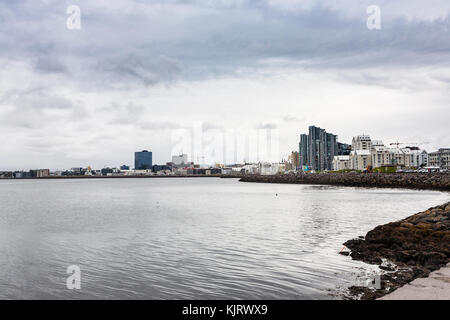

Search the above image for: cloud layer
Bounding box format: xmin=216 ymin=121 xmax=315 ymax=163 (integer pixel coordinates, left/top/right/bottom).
xmin=0 ymin=0 xmax=449 ymax=169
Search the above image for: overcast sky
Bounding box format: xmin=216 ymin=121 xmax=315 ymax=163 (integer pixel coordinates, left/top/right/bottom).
xmin=1 ymin=0 xmax=450 ymax=170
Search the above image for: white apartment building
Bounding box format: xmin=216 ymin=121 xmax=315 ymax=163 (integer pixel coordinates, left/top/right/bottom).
xmin=389 ymin=148 xmax=411 ymax=167
xmin=332 ymin=155 xmax=351 ymax=171
xmin=259 ymin=162 xmax=280 ymax=175
xmin=349 ymin=135 xmax=372 ymax=170
xmin=371 ymin=140 xmax=384 ymax=148
xmin=372 ymin=146 xmax=426 ymax=168
xmin=371 ymin=146 xmax=391 ymax=168
xmin=351 ymin=149 xmax=372 ymax=171
xmin=409 ymin=148 xmax=428 ymax=168
xmin=429 ymin=148 xmax=450 ymax=169
xmin=348 ymin=135 xmax=428 ymax=170
xmin=352 ymin=135 xmax=372 ymax=151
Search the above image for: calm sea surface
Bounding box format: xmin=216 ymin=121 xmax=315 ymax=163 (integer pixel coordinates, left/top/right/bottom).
xmin=0 ymin=178 xmax=448 ymax=299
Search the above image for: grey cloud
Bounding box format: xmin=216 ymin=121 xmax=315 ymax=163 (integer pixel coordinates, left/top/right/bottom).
xmin=1 ymin=0 xmax=450 ymax=170
xmin=97 ymin=54 xmax=182 ymax=86
xmin=34 ymin=56 xmax=68 ymax=74
xmin=1 ymin=1 xmax=450 ymax=89
xmin=15 ymin=94 xmax=74 ymax=110
xmin=0 ymin=91 xmax=86 ymax=129
xmin=106 ymin=102 xmax=145 ymax=125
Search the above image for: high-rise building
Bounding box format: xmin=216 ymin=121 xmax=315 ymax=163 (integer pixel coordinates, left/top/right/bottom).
xmin=299 ymin=126 xmax=339 ymax=171
xmin=135 ymin=150 xmax=153 ymax=170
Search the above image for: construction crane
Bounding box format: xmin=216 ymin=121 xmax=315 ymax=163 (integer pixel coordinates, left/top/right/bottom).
xmin=389 ymin=142 xmax=428 ymax=148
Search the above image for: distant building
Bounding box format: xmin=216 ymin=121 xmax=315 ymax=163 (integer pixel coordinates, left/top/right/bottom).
xmin=120 ymin=165 xmax=130 ymax=171
xmin=353 ymin=138 xmax=429 ymax=169
xmin=30 ymin=169 xmax=50 ymax=178
xmin=371 ymin=145 xmax=391 ymax=168
xmin=349 ymin=135 xmax=373 ymax=170
xmin=371 ymin=140 xmax=384 ymax=148
xmin=352 ymin=135 xmax=372 ymax=151
xmin=152 ymin=164 xmax=171 ymax=173
xmin=101 ymin=167 xmax=113 ymax=176
xmin=350 ymin=149 xmax=371 ymax=171
xmin=337 ymin=142 xmax=351 ymax=155
xmin=222 ymin=167 xmax=233 ymax=175
xmin=390 ymin=148 xmax=411 ymax=167
xmin=135 ymin=150 xmax=153 ymax=170
xmin=172 ymin=154 xmax=188 ymax=166
xmin=0 ymin=171 xmax=13 ymax=179
xmin=428 ymin=148 xmax=450 ymax=170
xmin=260 ymin=162 xmax=280 ymax=175
xmin=14 ymin=171 xmax=32 ymax=178
xmin=299 ymin=125 xmax=339 ymax=171
xmin=408 ymin=148 xmax=428 ymax=168
xmin=288 ymin=151 xmax=300 ymax=170
xmin=332 ymin=155 xmax=351 ymax=171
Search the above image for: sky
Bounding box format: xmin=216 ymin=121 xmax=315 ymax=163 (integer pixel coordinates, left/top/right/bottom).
xmin=0 ymin=0 xmax=450 ymax=170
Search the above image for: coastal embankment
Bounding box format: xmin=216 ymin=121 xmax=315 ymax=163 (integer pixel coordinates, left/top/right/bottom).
xmin=239 ymin=172 xmax=450 ymax=192
xmin=343 ymin=202 xmax=450 ymax=299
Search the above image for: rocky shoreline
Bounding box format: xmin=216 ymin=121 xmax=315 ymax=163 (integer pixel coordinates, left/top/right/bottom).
xmin=342 ymin=202 xmax=450 ymax=299
xmin=239 ymin=172 xmax=450 ymax=191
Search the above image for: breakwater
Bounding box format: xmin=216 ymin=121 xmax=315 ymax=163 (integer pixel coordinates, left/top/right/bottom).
xmin=239 ymin=172 xmax=450 ymax=192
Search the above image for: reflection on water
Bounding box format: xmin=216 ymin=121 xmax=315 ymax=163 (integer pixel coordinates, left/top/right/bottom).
xmin=0 ymin=178 xmax=447 ymax=299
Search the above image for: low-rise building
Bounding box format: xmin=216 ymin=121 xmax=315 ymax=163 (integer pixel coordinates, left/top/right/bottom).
xmin=332 ymin=155 xmax=351 ymax=171
xmin=260 ymin=163 xmax=280 ymax=175
xmin=428 ymin=148 xmax=450 ymax=170
xmin=388 ymin=148 xmax=411 ymax=167
xmin=351 ymin=149 xmax=372 ymax=171
xmin=172 ymin=154 xmax=188 ymax=166
xmin=371 ymin=146 xmax=391 ymax=168
xmin=0 ymin=171 xmax=13 ymax=178
xmin=407 ymin=147 xmax=428 ymax=168
xmin=30 ymin=169 xmax=50 ymax=178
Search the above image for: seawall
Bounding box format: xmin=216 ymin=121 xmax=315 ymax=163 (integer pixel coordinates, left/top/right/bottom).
xmin=239 ymin=172 xmax=450 ymax=192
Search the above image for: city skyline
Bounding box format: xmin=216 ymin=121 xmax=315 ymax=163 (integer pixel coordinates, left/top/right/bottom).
xmin=1 ymin=123 xmax=449 ymax=172
xmin=1 ymin=1 xmax=450 ymax=170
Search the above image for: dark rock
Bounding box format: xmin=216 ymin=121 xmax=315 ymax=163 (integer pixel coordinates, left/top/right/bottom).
xmin=239 ymin=172 xmax=450 ymax=192
xmin=341 ymin=202 xmax=450 ymax=300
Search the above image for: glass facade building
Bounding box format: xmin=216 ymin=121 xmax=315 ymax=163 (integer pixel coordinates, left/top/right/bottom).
xmin=135 ymin=150 xmax=153 ymax=170
xmin=299 ymin=126 xmax=339 ymax=171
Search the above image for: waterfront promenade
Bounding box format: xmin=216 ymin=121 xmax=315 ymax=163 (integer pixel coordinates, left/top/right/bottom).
xmin=380 ymin=263 xmax=450 ymax=300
